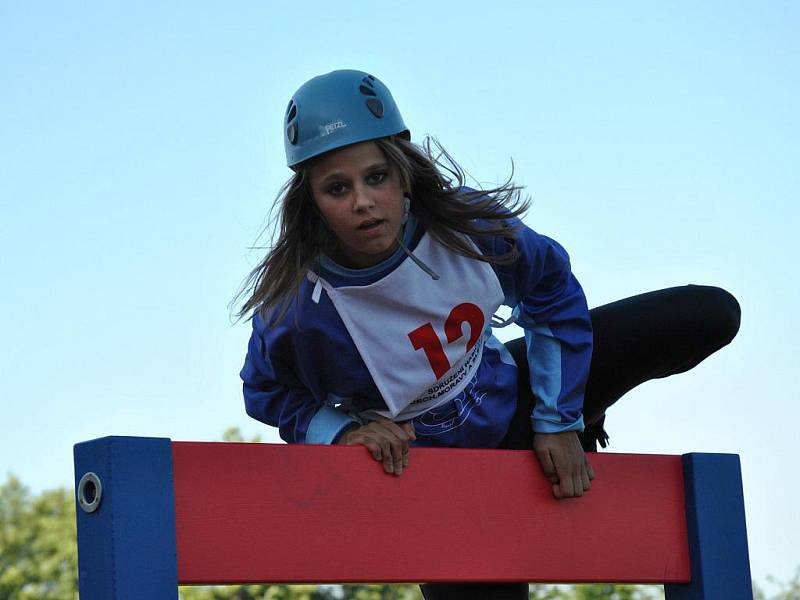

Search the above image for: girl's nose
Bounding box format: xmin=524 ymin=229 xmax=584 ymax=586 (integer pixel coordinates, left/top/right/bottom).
xmin=352 ymin=185 xmax=375 ymax=211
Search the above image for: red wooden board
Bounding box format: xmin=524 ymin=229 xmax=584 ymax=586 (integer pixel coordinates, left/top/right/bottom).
xmin=172 ymin=442 xmax=690 ymax=584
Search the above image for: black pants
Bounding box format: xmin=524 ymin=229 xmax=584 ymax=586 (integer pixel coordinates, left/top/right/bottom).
xmin=420 ymin=285 xmax=741 ymax=600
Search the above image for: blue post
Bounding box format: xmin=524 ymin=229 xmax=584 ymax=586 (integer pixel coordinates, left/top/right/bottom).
xmin=73 ymin=436 xmax=178 ymax=600
xmin=665 ymin=453 xmax=753 ymax=599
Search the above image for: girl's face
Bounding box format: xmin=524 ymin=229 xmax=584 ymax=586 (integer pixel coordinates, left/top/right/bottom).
xmin=309 ymin=141 xmax=406 ymax=269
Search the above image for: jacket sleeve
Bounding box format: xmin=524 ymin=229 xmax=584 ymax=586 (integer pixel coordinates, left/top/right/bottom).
xmin=489 ymin=224 xmax=593 ymax=434
xmin=240 ymin=313 xmax=359 ymax=444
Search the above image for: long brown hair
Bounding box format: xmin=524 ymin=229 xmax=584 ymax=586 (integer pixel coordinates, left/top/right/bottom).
xmin=233 ymin=136 xmax=530 ymax=321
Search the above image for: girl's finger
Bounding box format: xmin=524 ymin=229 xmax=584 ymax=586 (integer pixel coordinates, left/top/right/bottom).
xmin=388 ymin=437 xmax=405 ymax=475
xmin=572 ymin=473 xmax=584 ymax=497
xmin=581 ymin=466 xmax=592 ymax=491
xmin=585 ymin=457 xmax=596 ymax=481
xmin=536 ymin=450 xmax=558 ymax=483
xmin=558 ymin=471 xmax=575 ymax=497
xmin=364 ymin=440 xmax=382 ymax=462
xmin=379 ymin=439 xmax=394 ymax=473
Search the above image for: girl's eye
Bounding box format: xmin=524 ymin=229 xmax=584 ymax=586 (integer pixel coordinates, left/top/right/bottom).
xmin=327 ymin=183 xmax=348 ymax=196
xmin=366 ymin=172 xmax=387 ymax=185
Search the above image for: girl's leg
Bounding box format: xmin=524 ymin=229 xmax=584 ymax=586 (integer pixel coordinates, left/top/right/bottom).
xmin=582 ymin=284 xmax=740 ymax=422
xmin=502 ymin=285 xmax=741 ymax=451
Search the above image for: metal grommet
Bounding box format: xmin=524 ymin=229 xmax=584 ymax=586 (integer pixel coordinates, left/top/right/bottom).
xmin=77 ymin=472 xmax=103 ymax=513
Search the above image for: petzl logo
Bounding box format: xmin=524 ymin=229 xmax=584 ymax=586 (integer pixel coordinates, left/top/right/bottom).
xmin=322 ymin=120 xmax=346 ymax=136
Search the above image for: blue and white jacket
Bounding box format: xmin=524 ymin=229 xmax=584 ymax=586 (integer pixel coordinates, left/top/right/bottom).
xmin=240 ymin=215 xmax=592 ymax=449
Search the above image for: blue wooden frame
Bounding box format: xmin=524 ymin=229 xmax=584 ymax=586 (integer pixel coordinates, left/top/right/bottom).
xmin=665 ymin=453 xmax=753 ymax=599
xmin=74 ymin=437 xmax=178 ymax=600
xmin=73 ymin=437 xmax=752 ymax=599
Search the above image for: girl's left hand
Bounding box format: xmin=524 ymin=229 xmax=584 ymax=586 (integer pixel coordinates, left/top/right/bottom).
xmin=533 ymin=431 xmax=595 ymax=499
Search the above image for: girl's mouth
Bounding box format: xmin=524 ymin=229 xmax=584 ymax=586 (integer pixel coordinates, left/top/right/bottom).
xmin=358 ymin=219 xmax=384 ymax=230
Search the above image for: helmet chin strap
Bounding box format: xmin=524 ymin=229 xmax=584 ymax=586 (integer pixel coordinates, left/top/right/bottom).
xmin=397 ymin=194 xmax=440 ymax=281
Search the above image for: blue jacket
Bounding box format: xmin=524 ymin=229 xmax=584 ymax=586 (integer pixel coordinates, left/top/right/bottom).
xmin=240 ymin=215 xmax=592 ymax=448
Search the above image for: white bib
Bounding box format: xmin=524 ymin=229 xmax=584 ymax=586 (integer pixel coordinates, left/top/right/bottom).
xmin=308 ymin=233 xmax=504 ymax=420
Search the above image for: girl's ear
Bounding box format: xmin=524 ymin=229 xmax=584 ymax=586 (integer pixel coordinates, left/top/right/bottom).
xmin=403 ymin=193 xmax=411 ymax=224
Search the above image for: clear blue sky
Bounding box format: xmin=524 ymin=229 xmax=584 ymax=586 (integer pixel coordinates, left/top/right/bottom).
xmin=2 ymin=1 xmax=798 ymax=590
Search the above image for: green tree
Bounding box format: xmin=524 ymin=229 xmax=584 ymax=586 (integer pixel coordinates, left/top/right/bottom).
xmin=334 ymin=584 xmax=420 ymax=599
xmin=220 ymin=427 xmax=263 ymax=443
xmin=570 ymin=583 xmax=663 ymax=599
xmin=179 ymin=583 xmax=332 ymax=599
xmin=0 ymin=475 xmax=78 ymax=599
xmin=754 ymin=567 xmax=800 ymax=600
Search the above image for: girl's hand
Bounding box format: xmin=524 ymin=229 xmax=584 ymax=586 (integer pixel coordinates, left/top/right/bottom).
xmin=337 ymin=418 xmax=416 ymax=476
xmin=533 ymin=431 xmax=595 ymax=499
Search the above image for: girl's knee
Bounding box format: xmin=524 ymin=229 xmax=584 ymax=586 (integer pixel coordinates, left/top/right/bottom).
xmin=688 ymin=284 xmax=741 ymax=347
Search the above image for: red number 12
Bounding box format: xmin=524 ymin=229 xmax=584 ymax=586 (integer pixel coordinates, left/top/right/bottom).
xmin=407 ymin=303 xmax=484 ymax=380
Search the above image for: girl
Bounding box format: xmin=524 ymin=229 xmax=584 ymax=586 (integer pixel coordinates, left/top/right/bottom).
xmin=236 ymin=70 xmax=740 ymax=600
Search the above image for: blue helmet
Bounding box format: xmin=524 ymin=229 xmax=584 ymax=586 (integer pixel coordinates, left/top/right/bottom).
xmin=284 ymin=70 xmax=409 ymax=168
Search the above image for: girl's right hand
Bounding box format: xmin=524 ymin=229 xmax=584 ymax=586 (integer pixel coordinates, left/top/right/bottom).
xmin=337 ymin=418 xmax=416 ymax=476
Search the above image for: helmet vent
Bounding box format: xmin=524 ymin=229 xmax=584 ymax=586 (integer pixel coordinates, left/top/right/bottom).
xmin=286 ymin=99 xmax=298 ymax=142
xmin=359 ymin=84 xmax=376 ymax=97
xmin=287 ymin=121 xmax=298 ymax=144
xmin=366 ymin=98 xmax=384 ymax=118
